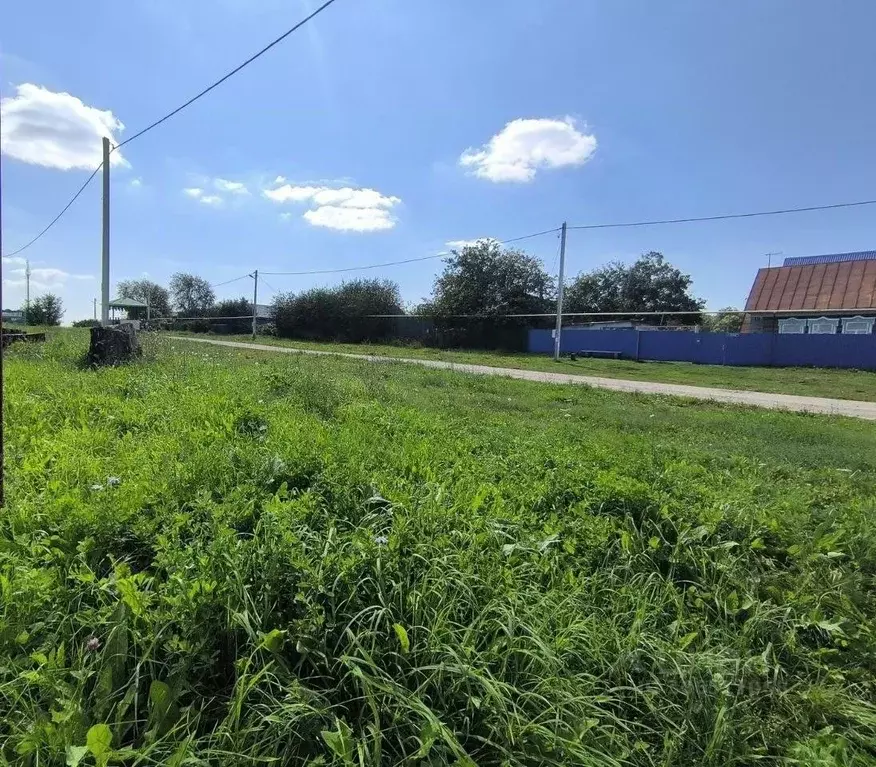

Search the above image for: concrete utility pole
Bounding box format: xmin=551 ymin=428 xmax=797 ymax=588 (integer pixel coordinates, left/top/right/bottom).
xmin=553 ymin=222 xmax=568 ymax=362
xmin=101 ymin=137 xmax=110 ymax=326
xmin=251 ymin=269 xmax=259 ymax=339
xmin=25 ymin=260 xmax=31 ymax=319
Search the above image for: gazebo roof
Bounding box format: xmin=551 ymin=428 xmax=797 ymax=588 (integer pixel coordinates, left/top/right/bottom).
xmin=108 ymin=297 xmax=148 ymax=308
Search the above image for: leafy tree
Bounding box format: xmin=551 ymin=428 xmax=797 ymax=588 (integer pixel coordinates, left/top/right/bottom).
xmin=72 ymin=319 xmax=100 ymax=328
xmin=211 ymin=297 xmax=253 ymax=334
xmin=169 ymin=273 xmax=216 ymax=316
xmin=565 ymin=252 xmax=704 ymax=324
xmin=702 ymin=307 xmax=744 ymax=333
xmin=425 ymin=240 xmax=555 ymax=349
xmin=117 ymin=279 xmax=171 ymax=318
xmin=26 ymin=294 xmax=64 ymax=326
xmin=430 ymin=240 xmax=555 ymax=318
xmin=272 ymin=279 xmax=403 ymax=342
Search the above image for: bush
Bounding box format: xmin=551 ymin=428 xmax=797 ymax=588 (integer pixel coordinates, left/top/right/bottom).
xmin=211 ymin=298 xmax=252 ymax=334
xmin=72 ymin=319 xmax=101 ymax=328
xmin=272 ymin=279 xmax=403 ymax=343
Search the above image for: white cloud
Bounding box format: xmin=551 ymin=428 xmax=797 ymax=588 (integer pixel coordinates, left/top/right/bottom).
xmin=262 ymin=184 xmax=320 ymax=203
xmin=0 ymin=83 xmax=127 ymax=171
xmin=460 ymin=117 xmax=596 ymax=182
xmin=2 ymin=256 xmax=28 ymax=267
xmin=279 ymin=212 xmax=292 ymax=221
xmin=129 ymin=177 xmax=143 ymax=188
xmin=214 ymin=178 xmax=249 ymax=195
xmin=4 ymin=264 xmax=93 ymax=291
xmin=262 ymin=182 xmax=401 ymax=231
xmin=183 ymin=186 xmax=226 ymax=207
xmin=303 ymin=206 xmax=395 ymax=232
xmin=273 ymin=175 xmax=287 ymax=185
xmin=446 ymin=237 xmax=499 ymax=250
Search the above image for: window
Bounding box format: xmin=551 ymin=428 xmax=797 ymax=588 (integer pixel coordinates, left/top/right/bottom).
xmin=808 ymin=316 xmax=839 ymax=334
xmin=841 ymin=315 xmax=875 ymax=335
xmin=778 ymin=317 xmax=807 ymax=334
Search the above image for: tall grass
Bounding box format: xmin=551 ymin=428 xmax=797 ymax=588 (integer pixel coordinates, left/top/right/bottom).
xmin=1 ymin=331 xmax=874 ymax=765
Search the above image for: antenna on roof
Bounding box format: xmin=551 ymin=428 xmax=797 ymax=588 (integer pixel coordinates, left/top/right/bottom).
xmin=766 ymin=252 xmax=783 ymax=268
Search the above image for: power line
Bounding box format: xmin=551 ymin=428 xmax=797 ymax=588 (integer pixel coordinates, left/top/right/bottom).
xmin=2 ymin=164 xmax=103 ymax=257
xmin=262 ymin=228 xmax=562 ymax=276
xmin=2 ymin=0 xmax=343 ymax=259
xmin=116 ymin=0 xmax=341 ymax=149
xmin=209 ymin=274 xmax=251 ymax=288
xmin=568 ymin=199 xmax=876 ymax=231
xmin=260 ymin=278 xmax=281 ymax=295
xmin=263 ymin=252 xmax=448 ymax=276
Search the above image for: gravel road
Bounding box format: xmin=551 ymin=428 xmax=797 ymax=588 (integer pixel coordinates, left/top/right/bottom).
xmin=172 ymin=336 xmax=876 ymax=421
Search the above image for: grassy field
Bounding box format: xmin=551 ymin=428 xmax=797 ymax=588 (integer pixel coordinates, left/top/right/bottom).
xmin=175 ymin=333 xmax=876 ymax=402
xmin=2 ymin=331 xmax=876 ymax=765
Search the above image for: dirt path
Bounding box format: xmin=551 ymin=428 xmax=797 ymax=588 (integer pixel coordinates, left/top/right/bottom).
xmin=172 ymin=337 xmax=876 ymax=421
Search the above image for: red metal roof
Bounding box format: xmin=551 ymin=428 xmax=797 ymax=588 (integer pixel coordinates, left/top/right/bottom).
xmin=744 ymin=259 xmax=876 ymax=313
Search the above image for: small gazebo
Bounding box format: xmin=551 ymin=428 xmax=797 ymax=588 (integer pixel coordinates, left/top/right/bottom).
xmin=108 ymin=297 xmax=149 ymax=322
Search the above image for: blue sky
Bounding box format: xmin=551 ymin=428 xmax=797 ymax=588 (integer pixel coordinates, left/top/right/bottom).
xmin=3 ymin=0 xmax=876 ymax=321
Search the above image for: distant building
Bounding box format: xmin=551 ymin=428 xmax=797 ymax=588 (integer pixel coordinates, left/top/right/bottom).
xmin=2 ymin=309 xmax=25 ymax=324
xmin=742 ymin=251 xmax=876 ymax=334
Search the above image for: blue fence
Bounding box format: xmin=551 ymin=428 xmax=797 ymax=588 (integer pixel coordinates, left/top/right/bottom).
xmin=528 ymin=329 xmax=876 ymax=370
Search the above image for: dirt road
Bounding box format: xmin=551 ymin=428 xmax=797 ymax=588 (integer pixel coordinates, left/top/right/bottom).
xmin=172 ymin=337 xmax=876 ymax=421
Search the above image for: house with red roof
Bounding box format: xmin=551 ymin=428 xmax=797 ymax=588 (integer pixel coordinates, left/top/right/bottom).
xmin=743 ymin=251 xmax=876 ymax=334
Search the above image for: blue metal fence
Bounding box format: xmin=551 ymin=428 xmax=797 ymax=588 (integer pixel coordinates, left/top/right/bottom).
xmin=528 ymin=329 xmax=876 ymax=370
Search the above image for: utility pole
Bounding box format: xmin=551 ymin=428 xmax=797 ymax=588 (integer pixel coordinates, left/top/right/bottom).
xmin=93 ymin=298 xmax=97 ymax=320
xmin=766 ymin=251 xmax=783 ymax=269
xmin=1 ymin=119 xmax=4 ymax=509
xmin=251 ymin=269 xmax=259 ymax=339
xmin=25 ymin=260 xmax=30 ymax=321
xmin=101 ymin=137 xmax=110 ymax=326
xmin=553 ymin=222 xmax=568 ymax=362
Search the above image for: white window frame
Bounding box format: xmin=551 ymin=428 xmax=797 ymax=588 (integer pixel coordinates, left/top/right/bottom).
xmin=778 ymin=317 xmax=807 ymax=334
xmin=808 ymin=316 xmax=840 ymax=335
xmin=841 ymin=315 xmax=875 ymax=335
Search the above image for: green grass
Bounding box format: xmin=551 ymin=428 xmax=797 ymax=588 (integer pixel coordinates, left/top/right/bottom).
xmin=2 ymin=331 xmax=876 ymax=765
xmin=187 ymin=332 xmax=876 ymax=402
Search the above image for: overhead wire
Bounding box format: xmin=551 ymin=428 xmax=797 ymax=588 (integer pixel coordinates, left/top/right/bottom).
xmin=261 ymin=228 xmax=562 ymax=276
xmin=2 ymin=165 xmax=103 ymax=257
xmin=115 ymin=0 xmax=341 ymax=149
xmin=209 ymin=274 xmax=252 ymax=289
xmin=2 ymin=0 xmax=343 ymax=258
xmin=568 ymin=198 xmax=876 ymax=231
xmin=259 ymin=278 xmax=281 ymax=295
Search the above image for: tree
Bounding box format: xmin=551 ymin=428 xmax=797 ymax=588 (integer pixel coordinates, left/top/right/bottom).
xmin=564 ymin=252 xmax=704 ymax=324
xmin=211 ymin=297 xmax=253 ymax=334
xmin=169 ymin=273 xmax=215 ymax=316
xmin=272 ymin=279 xmax=402 ymax=342
xmin=26 ymin=294 xmax=64 ymax=326
xmin=117 ymin=279 xmax=171 ymax=319
xmin=431 ymin=240 xmax=555 ymax=317
xmin=702 ymin=307 xmax=744 ymax=333
xmin=272 ymin=279 xmax=403 ymax=342
xmin=425 ymin=241 xmax=555 ymax=350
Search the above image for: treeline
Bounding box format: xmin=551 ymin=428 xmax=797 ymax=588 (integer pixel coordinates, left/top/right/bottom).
xmin=112 ymin=275 xmax=254 ymax=333
xmin=268 ymin=241 xmax=716 ymax=349
xmin=99 ymin=243 xmax=729 ymax=348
